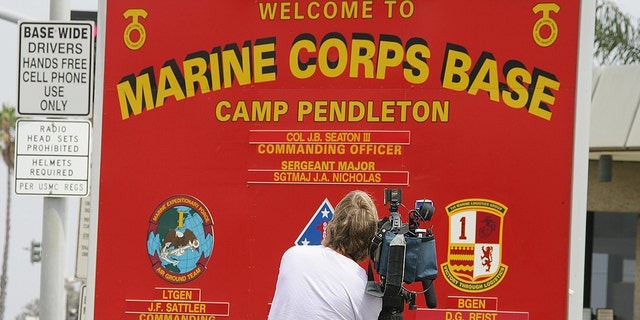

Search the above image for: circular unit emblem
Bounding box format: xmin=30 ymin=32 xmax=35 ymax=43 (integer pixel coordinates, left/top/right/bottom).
xmin=147 ymin=195 xmax=214 ymax=284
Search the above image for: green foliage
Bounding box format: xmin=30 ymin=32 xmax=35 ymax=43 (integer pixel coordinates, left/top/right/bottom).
xmin=594 ymin=0 xmax=640 ymax=65
xmin=14 ymin=299 xmax=38 ymax=320
xmin=0 ymin=104 xmax=17 ymax=170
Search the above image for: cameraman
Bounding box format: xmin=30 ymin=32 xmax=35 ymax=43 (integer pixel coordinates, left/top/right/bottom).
xmin=267 ymin=190 xmax=382 ymax=320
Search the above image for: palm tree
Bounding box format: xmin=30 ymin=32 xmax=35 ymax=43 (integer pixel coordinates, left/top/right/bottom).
xmin=594 ymin=0 xmax=640 ymax=64
xmin=15 ymin=299 xmax=38 ymax=320
xmin=0 ymin=104 xmax=17 ymax=320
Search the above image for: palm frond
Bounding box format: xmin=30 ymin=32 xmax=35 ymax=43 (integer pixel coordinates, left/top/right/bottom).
xmin=594 ymin=0 xmax=640 ymax=65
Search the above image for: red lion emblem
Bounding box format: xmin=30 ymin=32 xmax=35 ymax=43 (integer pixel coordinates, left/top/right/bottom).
xmin=481 ymin=246 xmax=493 ymax=272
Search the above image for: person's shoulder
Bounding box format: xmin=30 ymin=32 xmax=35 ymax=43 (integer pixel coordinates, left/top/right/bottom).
xmin=283 ymin=245 xmax=324 ymax=257
xmin=279 ymin=245 xmax=324 ymax=266
xmin=284 ymin=244 xmax=323 ymax=253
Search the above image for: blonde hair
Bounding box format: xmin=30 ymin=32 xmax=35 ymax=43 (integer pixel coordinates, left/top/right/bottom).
xmin=322 ymin=190 xmax=379 ymax=262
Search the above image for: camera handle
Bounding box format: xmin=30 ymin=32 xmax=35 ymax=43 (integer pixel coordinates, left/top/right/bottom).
xmin=389 ymin=210 xmax=402 ymax=230
xmin=384 ymin=234 xmax=406 ymax=296
xmin=379 ymin=233 xmax=407 ymax=320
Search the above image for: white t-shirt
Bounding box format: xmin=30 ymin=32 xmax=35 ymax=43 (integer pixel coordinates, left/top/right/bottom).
xmin=267 ymin=245 xmax=382 ymax=320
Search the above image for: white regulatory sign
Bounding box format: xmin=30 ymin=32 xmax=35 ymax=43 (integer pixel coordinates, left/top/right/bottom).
xmin=18 ymin=21 xmax=94 ymax=116
xmin=14 ymin=119 xmax=92 ymax=196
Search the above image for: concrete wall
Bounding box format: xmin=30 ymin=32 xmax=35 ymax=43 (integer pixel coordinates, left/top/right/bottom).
xmin=587 ymin=160 xmax=640 ymax=213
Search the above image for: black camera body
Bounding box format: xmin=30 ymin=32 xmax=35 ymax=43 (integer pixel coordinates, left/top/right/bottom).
xmin=384 ymin=188 xmax=403 ymax=206
xmin=383 ymin=189 xmax=434 ymax=227
xmin=370 ymin=189 xmax=438 ymax=319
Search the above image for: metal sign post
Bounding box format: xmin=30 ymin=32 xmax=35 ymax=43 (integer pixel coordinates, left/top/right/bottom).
xmin=40 ymin=1 xmax=69 ymax=317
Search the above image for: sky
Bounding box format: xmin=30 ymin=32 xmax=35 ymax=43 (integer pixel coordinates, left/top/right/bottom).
xmin=1 ymin=0 xmax=640 ymax=319
xmin=615 ymin=0 xmax=640 ymax=20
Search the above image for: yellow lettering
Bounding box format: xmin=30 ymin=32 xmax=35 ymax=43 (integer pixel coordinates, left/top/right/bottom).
xmin=215 ymin=100 xmax=288 ymax=122
xmin=528 ymin=72 xmax=560 ymax=120
xmin=155 ymin=62 xmax=186 ymax=107
xmin=442 ymin=44 xmax=471 ymax=91
xmin=289 ymin=36 xmax=317 ymax=79
xmin=183 ymin=54 xmax=211 ymax=97
xmin=502 ymin=62 xmax=531 ymax=109
xmin=296 ymin=100 xmax=448 ymax=123
xmin=457 ymin=298 xmax=487 ymax=309
xmin=404 ymin=40 xmax=430 ymax=84
xmin=468 ymin=53 xmax=499 ymax=102
xmin=222 ymin=43 xmax=251 ymax=88
xmin=254 ymin=38 xmax=277 ymax=83
xmin=162 ymin=289 xmax=193 ymax=300
xmin=349 ymin=36 xmax=375 ymax=79
xmin=258 ymin=3 xmax=277 ymax=20
xmin=259 ymin=1 xmax=374 ymax=20
xmin=318 ymin=37 xmax=348 ymax=77
xmin=297 ymin=101 xmax=313 ymax=121
xmin=232 ymin=100 xmax=250 ymax=121
xmin=376 ymin=36 xmax=404 ymax=79
xmin=442 ymin=42 xmax=559 ymax=120
xmin=117 ymin=72 xmax=155 ymax=120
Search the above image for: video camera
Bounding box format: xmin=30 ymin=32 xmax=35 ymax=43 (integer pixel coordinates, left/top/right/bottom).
xmin=368 ymin=189 xmax=438 ymax=320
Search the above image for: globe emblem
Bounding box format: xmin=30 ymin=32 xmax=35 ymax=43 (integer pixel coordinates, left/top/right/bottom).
xmin=147 ymin=195 xmax=214 ymax=283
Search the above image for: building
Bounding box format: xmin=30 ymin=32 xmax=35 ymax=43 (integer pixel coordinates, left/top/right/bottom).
xmin=587 ymin=65 xmax=640 ymax=320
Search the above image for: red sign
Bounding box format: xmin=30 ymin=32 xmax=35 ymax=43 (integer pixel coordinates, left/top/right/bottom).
xmin=124 ymin=287 xmax=229 ymax=319
xmin=416 ymin=308 xmax=529 ymax=320
xmin=92 ymin=1 xmax=585 ymax=319
xmin=447 ymin=296 xmax=499 ymax=311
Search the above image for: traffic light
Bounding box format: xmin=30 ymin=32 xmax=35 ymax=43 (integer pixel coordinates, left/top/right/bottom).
xmin=30 ymin=240 xmax=41 ymax=263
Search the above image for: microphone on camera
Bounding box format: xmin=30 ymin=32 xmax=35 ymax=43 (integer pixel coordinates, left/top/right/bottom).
xmin=422 ymin=279 xmax=437 ymax=308
xmin=417 ymin=203 xmax=435 ymax=221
